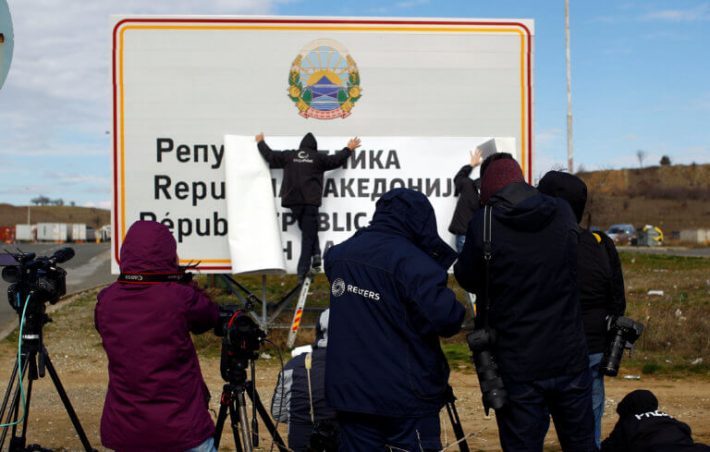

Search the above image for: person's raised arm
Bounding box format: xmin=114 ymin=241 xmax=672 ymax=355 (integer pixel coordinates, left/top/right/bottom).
xmin=318 ymin=136 xmax=361 ymax=170
xmin=256 ymin=132 xmax=288 ymax=169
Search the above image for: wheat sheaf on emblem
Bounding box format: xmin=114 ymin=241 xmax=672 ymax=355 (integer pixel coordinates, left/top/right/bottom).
xmin=288 ymin=38 xmax=362 ymax=120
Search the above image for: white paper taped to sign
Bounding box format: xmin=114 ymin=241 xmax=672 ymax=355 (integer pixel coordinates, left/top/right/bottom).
xmin=239 ymin=136 xmax=516 ymax=274
xmin=224 ymin=135 xmax=286 ymax=274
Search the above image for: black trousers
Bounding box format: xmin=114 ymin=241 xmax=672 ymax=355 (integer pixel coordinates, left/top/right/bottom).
xmin=290 ymin=205 xmax=320 ymax=276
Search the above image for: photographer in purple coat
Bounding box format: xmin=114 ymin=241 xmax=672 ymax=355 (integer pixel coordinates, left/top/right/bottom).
xmin=95 ymin=221 xmax=220 ymax=452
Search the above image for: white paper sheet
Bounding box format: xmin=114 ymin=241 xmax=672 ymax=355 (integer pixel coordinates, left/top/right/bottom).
xmin=224 ymin=135 xmax=286 ymax=274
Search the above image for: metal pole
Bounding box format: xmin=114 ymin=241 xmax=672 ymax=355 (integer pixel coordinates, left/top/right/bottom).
xmin=565 ymin=0 xmax=574 ymax=174
xmin=261 ymin=274 xmax=267 ymax=331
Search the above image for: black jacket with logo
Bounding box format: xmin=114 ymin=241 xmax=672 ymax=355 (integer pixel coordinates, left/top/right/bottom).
xmin=602 ymin=410 xmax=710 ymax=452
xmin=258 ymin=133 xmax=350 ymax=207
xmin=454 ymin=182 xmax=588 ymax=382
xmin=448 ymin=164 xmax=481 ymax=235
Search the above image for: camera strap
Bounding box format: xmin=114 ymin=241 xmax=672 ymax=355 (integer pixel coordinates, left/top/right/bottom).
xmin=117 ymin=272 xmax=191 ymax=284
xmin=481 ymin=205 xmax=493 ymax=332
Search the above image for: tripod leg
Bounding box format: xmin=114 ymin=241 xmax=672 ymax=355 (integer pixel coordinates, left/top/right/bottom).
xmin=0 ymin=357 xmax=20 ymax=423
xmin=43 ymin=352 xmax=95 ymax=452
xmin=228 ymin=401 xmax=244 ymax=452
xmin=13 ymin=368 xmax=35 ymax=451
xmin=0 ymin=357 xmax=29 ymax=451
xmin=445 ymin=401 xmax=470 ymax=452
xmin=245 ymin=381 xmax=288 ymax=452
xmin=213 ymin=392 xmax=229 ymax=449
xmin=236 ymin=391 xmax=252 ymax=452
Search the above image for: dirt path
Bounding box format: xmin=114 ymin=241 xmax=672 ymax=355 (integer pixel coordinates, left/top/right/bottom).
xmin=1 ymin=293 xmax=708 ymax=451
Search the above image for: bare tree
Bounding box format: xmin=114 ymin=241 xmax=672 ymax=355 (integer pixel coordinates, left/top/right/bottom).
xmin=636 ymin=149 xmax=647 ymax=168
xmin=30 ymin=195 xmax=50 ymax=206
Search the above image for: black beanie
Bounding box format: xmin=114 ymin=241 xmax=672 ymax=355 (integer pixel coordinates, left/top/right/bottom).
xmin=617 ymin=389 xmax=659 ymax=417
xmin=538 ymin=171 xmax=588 ymax=223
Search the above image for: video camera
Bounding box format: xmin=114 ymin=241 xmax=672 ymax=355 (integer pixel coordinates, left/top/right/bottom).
xmin=601 ymin=315 xmax=644 ymax=376
xmin=215 ymin=305 xmax=266 ymax=383
xmin=0 ymin=247 xmax=74 ymax=312
xmin=467 ymin=327 xmax=507 ymax=415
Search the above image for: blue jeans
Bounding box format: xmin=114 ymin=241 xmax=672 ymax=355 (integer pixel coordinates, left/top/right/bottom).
xmin=496 ymin=368 xmax=595 ymax=452
xmin=588 ymin=352 xmax=605 ymax=449
xmin=337 ymin=411 xmax=441 ymax=452
xmin=184 ymin=436 xmax=216 ymax=452
xmin=455 ymin=234 xmax=466 ymax=254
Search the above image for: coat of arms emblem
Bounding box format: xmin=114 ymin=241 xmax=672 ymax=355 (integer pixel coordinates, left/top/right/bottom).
xmin=288 ymin=39 xmax=362 ymax=120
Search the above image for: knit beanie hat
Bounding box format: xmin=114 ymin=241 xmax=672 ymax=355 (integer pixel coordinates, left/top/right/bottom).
xmin=538 ymin=171 xmax=588 ymax=223
xmin=480 ymin=158 xmax=525 ymax=204
xmin=617 ymin=389 xmax=659 ymax=417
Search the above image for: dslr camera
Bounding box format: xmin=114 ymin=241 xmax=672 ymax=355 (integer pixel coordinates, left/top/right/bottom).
xmin=214 ymin=305 xmax=266 ymax=382
xmin=306 ymin=420 xmax=339 ymax=452
xmin=601 ymin=315 xmax=644 ymax=376
xmin=467 ymin=328 xmax=507 ymax=415
xmin=0 ymin=248 xmax=74 ymax=312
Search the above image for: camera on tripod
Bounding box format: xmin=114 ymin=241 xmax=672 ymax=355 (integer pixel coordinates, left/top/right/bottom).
xmin=214 ymin=305 xmax=266 ymax=382
xmin=601 ymin=315 xmax=644 ymax=377
xmin=466 ymin=328 xmax=507 ymax=415
xmin=0 ymin=247 xmax=74 ymax=312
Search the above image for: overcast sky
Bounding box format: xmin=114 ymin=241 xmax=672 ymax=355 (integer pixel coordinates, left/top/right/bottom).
xmin=0 ymin=0 xmax=708 ymax=208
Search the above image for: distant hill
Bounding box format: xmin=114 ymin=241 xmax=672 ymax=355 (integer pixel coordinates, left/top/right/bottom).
xmin=577 ymin=163 xmax=710 ymax=232
xmin=0 ymin=204 xmax=110 ymax=229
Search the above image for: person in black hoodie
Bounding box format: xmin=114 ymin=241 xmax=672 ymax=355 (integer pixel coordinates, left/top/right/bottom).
xmin=602 ymin=389 xmax=710 ymax=452
xmin=256 ymin=132 xmax=361 ymax=278
xmin=448 ymin=148 xmax=482 ymax=253
xmin=538 ymin=170 xmax=627 ymax=448
xmin=454 ymin=156 xmax=594 ymax=451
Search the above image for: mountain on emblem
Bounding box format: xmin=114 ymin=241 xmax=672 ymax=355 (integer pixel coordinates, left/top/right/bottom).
xmin=288 ymin=39 xmax=362 ymax=120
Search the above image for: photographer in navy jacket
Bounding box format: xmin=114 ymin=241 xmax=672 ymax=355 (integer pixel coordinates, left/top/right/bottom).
xmin=454 ymin=156 xmax=594 ymax=451
xmin=324 ymin=188 xmax=465 ymax=452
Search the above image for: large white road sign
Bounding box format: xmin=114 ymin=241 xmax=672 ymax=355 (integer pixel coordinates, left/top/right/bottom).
xmin=112 ymin=16 xmax=534 ymax=273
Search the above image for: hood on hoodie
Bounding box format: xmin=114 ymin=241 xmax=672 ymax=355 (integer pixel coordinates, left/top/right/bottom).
xmin=370 ymin=188 xmax=457 ymax=269
xmin=299 ymin=132 xmax=317 ymax=151
xmin=119 ymin=221 xmax=179 ymax=274
xmin=489 ymin=182 xmax=560 ymax=233
xmin=537 ymin=171 xmax=587 ymax=223
xmin=617 ymin=389 xmax=659 ymax=417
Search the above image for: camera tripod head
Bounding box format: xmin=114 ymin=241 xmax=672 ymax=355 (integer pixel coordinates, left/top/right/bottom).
xmin=215 ymin=306 xmax=266 ymax=384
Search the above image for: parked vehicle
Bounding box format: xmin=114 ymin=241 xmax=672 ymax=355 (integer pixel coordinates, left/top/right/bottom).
xmin=606 ymin=223 xmax=637 ymax=245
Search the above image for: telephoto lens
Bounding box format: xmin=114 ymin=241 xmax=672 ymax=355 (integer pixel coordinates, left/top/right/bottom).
xmin=601 ymin=316 xmax=644 ymax=376
xmin=467 ymin=329 xmax=508 ymax=414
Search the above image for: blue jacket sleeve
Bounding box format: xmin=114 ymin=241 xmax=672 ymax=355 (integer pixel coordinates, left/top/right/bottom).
xmin=400 ymin=260 xmax=465 ymax=338
xmin=257 ymin=140 xmax=288 ymax=169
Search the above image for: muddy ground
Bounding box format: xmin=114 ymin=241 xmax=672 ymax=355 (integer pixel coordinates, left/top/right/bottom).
xmin=0 ymin=293 xmax=708 ymax=451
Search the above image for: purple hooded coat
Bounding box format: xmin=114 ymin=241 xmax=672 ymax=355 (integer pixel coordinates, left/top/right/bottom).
xmin=95 ymin=221 xmax=219 ymax=451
